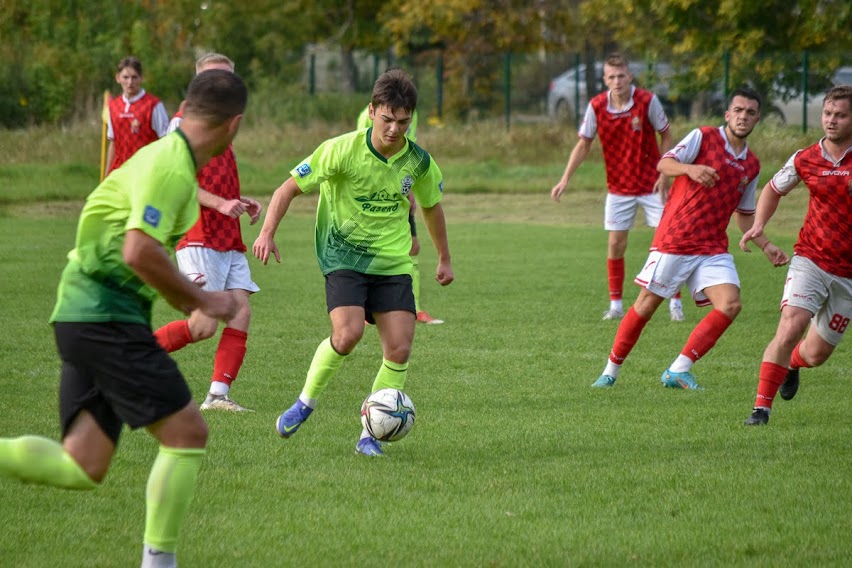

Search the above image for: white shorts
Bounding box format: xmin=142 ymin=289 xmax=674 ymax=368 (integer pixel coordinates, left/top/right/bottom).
xmin=175 ymin=247 xmax=260 ymax=293
xmin=781 ymin=255 xmax=852 ymax=347
xmin=604 ymin=193 xmax=665 ymax=231
xmin=635 ymin=251 xmax=739 ymax=306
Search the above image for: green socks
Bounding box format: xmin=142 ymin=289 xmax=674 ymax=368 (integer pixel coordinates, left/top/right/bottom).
xmin=303 ymin=338 xmax=347 ymax=400
xmin=371 ymin=358 xmax=409 ymax=392
xmin=0 ymin=436 xmax=96 ymax=490
xmin=144 ymin=446 xmax=205 ymax=554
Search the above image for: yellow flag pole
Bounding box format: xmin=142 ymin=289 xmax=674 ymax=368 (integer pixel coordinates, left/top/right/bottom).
xmin=99 ymin=90 xmax=110 ymax=181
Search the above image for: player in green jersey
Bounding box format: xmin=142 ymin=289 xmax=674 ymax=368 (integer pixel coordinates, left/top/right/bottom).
xmin=253 ymin=69 xmax=454 ymax=457
xmin=0 ymin=69 xmax=247 ymax=568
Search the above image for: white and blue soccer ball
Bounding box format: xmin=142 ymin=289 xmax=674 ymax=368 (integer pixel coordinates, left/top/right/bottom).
xmin=360 ymin=388 xmax=416 ymax=442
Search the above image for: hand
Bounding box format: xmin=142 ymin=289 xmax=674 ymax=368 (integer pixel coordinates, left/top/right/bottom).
xmin=252 ymin=233 xmax=280 ymax=265
xmin=198 ymin=290 xmax=238 ymax=322
xmin=409 ymin=235 xmax=421 ymax=256
xmin=762 ymin=243 xmax=790 ymax=267
xmin=435 ymin=261 xmax=454 ymax=286
xmin=241 ymin=197 xmax=263 ymax=225
xmin=739 ymin=226 xmax=765 ymax=252
xmin=217 ymin=198 xmax=247 ymax=218
xmin=550 ymin=181 xmax=567 ymax=202
xmin=686 ymin=165 xmax=719 ymax=187
xmin=654 ymin=174 xmax=671 ymax=203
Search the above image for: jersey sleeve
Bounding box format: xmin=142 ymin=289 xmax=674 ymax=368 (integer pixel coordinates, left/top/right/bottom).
xmin=290 ymin=139 xmax=338 ymax=194
xmin=412 ymin=159 xmax=444 ymax=209
xmin=167 ymin=116 xmax=182 ymax=134
xmin=769 ymin=151 xmax=803 ymax=195
xmin=125 ymin=168 xmax=198 ymax=245
xmin=663 ymin=128 xmax=703 ymax=164
xmin=577 ymin=104 xmax=597 ymax=139
xmin=152 ymin=102 xmax=171 ymax=138
xmin=648 ymin=95 xmax=670 ymax=133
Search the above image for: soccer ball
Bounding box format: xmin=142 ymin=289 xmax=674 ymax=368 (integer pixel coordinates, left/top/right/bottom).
xmin=360 ymin=388 xmax=416 ymax=442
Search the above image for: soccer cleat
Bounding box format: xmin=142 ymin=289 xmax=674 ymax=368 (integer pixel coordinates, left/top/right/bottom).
xmin=355 ymin=437 xmax=384 ymax=457
xmin=661 ymin=369 xmax=703 ymax=390
xmin=591 ymin=375 xmax=617 ymax=388
xmin=779 ymin=368 xmax=800 ymax=401
xmin=602 ymin=309 xmax=624 ymax=321
xmin=670 ymin=305 xmax=685 ymax=322
xmin=275 ymin=401 xmax=314 ymax=438
xmin=200 ymin=393 xmax=253 ymax=412
xmin=744 ymin=408 xmax=770 ymax=426
xmin=416 ymin=310 xmax=444 ymax=324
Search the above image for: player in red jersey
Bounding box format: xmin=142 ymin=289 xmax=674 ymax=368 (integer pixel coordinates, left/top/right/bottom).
xmin=742 ymin=85 xmax=852 ymax=425
xmin=153 ymin=54 xmax=262 ymax=412
xmin=550 ymin=53 xmax=685 ymax=322
xmin=591 ymin=87 xmax=789 ymax=390
xmin=105 ymin=56 xmax=169 ymax=176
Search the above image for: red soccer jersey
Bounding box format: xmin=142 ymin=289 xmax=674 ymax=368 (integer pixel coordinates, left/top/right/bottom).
xmin=108 ymin=93 xmax=162 ymax=173
xmin=590 ymin=88 xmax=664 ymax=196
xmin=774 ymin=143 xmax=852 ymax=277
xmin=652 ymin=127 xmax=760 ymax=255
xmin=171 ymin=110 xmax=245 ymax=253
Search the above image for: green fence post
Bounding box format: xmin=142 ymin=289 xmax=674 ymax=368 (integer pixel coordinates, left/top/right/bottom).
xmin=504 ymin=52 xmax=511 ymax=131
xmin=573 ymin=52 xmax=581 ymax=125
xmin=436 ymin=51 xmax=444 ymax=120
xmin=309 ymin=53 xmax=316 ymax=95
xmin=801 ymin=49 xmax=809 ymax=133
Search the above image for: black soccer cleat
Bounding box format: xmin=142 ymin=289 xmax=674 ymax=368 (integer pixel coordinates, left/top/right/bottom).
xmin=779 ymin=368 xmax=800 ymax=401
xmin=744 ymin=408 xmax=770 ymax=426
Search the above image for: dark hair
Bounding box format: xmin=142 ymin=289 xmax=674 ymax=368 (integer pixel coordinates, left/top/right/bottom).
xmin=824 ymin=85 xmax=852 ymax=108
xmin=603 ymin=52 xmax=630 ymax=69
xmin=370 ymin=69 xmax=418 ymax=113
xmin=183 ymin=69 xmax=248 ymax=125
xmin=728 ymin=87 xmax=762 ymax=111
xmin=117 ymin=56 xmax=143 ymax=75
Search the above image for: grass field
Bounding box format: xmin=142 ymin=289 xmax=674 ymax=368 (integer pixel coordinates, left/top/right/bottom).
xmin=1 ymin=189 xmax=851 ymax=567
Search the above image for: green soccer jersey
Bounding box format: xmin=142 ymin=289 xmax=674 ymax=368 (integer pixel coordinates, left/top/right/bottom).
xmin=50 ymin=131 xmax=200 ymax=325
xmin=292 ymin=128 xmax=443 ymax=276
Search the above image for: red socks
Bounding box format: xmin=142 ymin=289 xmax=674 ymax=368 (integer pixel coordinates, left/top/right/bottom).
xmin=213 ymin=328 xmax=248 ymax=386
xmin=789 ymin=342 xmax=810 ymax=370
xmin=680 ymin=309 xmax=732 ymax=362
xmin=153 ymin=320 xmax=193 ymax=353
xmin=754 ymin=361 xmax=788 ymax=409
xmin=607 ymin=258 xmax=625 ymax=301
xmin=609 ymin=307 xmax=649 ymax=364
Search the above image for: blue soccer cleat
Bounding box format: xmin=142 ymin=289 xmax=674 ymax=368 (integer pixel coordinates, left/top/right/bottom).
xmin=355 ymin=437 xmax=384 ymax=457
xmin=275 ymin=401 xmax=313 ymax=438
xmin=661 ymin=369 xmax=703 ymax=390
xmin=591 ymin=375 xmax=617 ymax=388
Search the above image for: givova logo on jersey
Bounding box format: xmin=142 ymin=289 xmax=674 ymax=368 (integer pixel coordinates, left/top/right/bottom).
xmin=356 ymin=189 xmax=400 ymax=213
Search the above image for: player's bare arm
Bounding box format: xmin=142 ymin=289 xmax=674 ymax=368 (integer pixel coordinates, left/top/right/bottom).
xmin=198 ymin=188 xmax=247 ymax=219
xmin=551 ymin=137 xmax=593 ymax=202
xmin=734 ymin=211 xmax=789 ymax=267
xmin=657 ymin=157 xmax=719 ymax=187
xmin=739 ymin=181 xmax=786 ymax=257
xmin=420 ymin=202 xmax=454 ymax=286
xmin=654 ymin=129 xmax=674 ymax=200
xmin=252 ymin=177 xmax=303 ymax=265
xmin=123 ymin=229 xmax=237 ymax=319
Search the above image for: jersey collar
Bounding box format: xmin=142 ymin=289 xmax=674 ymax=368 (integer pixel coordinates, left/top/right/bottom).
xmin=174 ymin=128 xmax=198 ymax=172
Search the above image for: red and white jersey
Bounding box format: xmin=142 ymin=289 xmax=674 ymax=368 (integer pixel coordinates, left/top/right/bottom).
xmin=170 ymin=111 xmax=245 ymax=253
xmin=107 ymin=89 xmax=168 ymax=173
xmin=652 ymin=126 xmax=760 ymax=255
xmin=579 ymin=86 xmax=669 ymax=196
xmin=770 ymin=140 xmax=852 ymax=277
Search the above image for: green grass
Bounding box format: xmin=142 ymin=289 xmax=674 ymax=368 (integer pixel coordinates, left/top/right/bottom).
xmin=1 ymin=192 xmax=851 ymax=566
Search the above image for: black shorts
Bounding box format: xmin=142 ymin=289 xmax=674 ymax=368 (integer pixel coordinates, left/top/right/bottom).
xmin=54 ymin=322 xmax=192 ymax=444
xmin=325 ymin=270 xmax=415 ymax=324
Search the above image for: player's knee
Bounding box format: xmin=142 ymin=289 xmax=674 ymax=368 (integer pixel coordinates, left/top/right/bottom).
xmin=332 ymin=329 xmax=363 ymax=355
xmin=190 ymin=318 xmax=219 ymax=341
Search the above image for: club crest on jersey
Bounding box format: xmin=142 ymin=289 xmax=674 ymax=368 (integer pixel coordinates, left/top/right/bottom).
xmin=631 ymin=116 xmax=641 ymax=131
xmin=848 ymin=178 xmax=852 ymax=195
xmin=131 ymin=118 xmax=140 ymax=134
xmin=143 ymin=205 xmax=161 ymax=228
xmin=295 ymin=163 xmax=312 ymax=178
xmin=738 ymin=176 xmax=750 ymax=193
xmin=400 ymin=175 xmax=414 ymax=196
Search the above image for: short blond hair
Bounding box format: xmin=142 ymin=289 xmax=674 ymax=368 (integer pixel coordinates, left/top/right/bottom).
xmin=195 ymin=53 xmax=235 ymax=73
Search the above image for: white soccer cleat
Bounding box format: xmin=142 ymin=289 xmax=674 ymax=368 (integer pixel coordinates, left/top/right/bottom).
xmin=670 ymin=305 xmax=684 ymax=322
xmin=602 ymin=309 xmax=624 ymax=321
xmin=200 ymin=393 xmax=253 ymax=412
